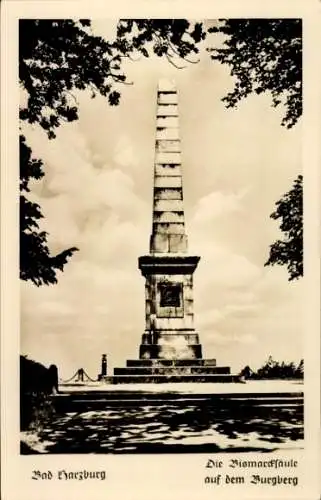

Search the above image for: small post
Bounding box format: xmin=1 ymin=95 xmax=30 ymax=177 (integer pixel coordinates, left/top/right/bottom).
xmin=48 ymin=364 xmax=59 ymax=394
xmin=76 ymin=368 xmax=84 ymax=382
xmin=101 ymin=354 xmax=107 ymax=377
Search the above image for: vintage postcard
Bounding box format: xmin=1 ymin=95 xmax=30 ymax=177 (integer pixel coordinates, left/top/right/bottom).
xmin=1 ymin=1 xmax=320 ymax=499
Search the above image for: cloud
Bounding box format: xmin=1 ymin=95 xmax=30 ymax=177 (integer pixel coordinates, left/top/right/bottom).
xmin=113 ymin=135 xmax=138 ymax=169
xmin=20 ymin=42 xmax=302 ymax=377
xmin=21 ymin=257 xmax=145 ymax=377
xmin=21 ymin=122 xmax=151 ymax=377
xmin=193 ymin=241 xmax=262 ymax=296
xmin=202 ymin=331 xmax=258 ymax=346
xmin=26 ymin=122 xmax=149 ymax=261
xmin=192 ymin=188 xmax=248 ymax=225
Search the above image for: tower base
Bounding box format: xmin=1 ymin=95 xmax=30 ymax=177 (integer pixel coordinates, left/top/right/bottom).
xmin=111 ymin=358 xmax=240 ymax=384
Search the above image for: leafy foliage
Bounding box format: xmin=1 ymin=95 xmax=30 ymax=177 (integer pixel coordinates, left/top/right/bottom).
xmin=207 ymin=20 xmax=303 ymax=281
xmin=19 ymin=19 xmax=205 ymax=285
xmin=115 ymin=19 xmax=206 ymax=67
xmin=241 ymin=356 xmax=304 ymax=380
xmin=265 ymin=175 xmax=303 ymax=281
xmin=19 ymin=19 xmax=126 ymax=139
xmin=20 ymin=355 xmax=57 ymax=432
xmin=19 ymin=18 xmax=125 ymax=285
xmin=20 ymin=19 xmax=303 ymax=286
xmin=20 ymin=19 xmax=205 ymax=138
xmin=20 ymin=135 xmax=77 ymax=286
xmin=208 ymin=19 xmax=302 ymax=128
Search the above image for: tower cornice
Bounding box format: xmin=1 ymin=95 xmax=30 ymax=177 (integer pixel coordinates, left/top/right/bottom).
xmin=138 ymin=254 xmax=200 ymax=276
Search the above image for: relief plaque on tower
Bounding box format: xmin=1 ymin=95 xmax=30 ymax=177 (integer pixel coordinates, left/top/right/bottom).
xmin=158 ymin=282 xmax=182 ymax=308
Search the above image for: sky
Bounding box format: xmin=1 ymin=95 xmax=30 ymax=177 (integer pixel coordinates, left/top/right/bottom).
xmin=20 ymin=20 xmax=302 ymax=379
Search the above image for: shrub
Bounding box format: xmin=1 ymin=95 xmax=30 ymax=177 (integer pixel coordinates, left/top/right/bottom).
xmin=240 ymin=357 xmax=304 ymax=380
xmin=20 ymin=355 xmax=58 ymax=431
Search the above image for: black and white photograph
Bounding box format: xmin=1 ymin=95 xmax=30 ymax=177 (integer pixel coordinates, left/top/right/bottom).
xmin=1 ymin=6 xmax=320 ymax=500
xmin=18 ymin=17 xmax=305 ymax=455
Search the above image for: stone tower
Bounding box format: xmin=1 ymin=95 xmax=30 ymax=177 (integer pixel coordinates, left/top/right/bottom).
xmin=138 ymin=79 xmax=201 ymax=360
xmin=111 ymin=80 xmax=237 ymax=383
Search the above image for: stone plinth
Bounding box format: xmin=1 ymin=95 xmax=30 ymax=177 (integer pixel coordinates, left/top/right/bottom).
xmin=125 ymin=359 xmax=217 ymax=367
xmin=114 ymin=367 xmax=231 ymax=375
xmin=138 ymin=254 xmax=201 ymax=360
xmin=111 ymin=356 xmax=237 ymax=383
xmin=111 ymin=374 xmax=238 ymax=384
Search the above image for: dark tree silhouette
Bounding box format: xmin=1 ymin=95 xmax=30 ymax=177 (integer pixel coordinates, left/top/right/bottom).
xmin=265 ymin=175 xmax=303 ymax=281
xmin=20 ymin=135 xmax=78 ymax=285
xmin=19 ymin=19 xmax=127 ymax=139
xmin=295 ymin=359 xmax=304 ymax=378
xmin=208 ymin=19 xmax=302 ymax=128
xmin=19 ymin=19 xmax=205 ymax=285
xmin=20 ymin=19 xmax=302 ymax=285
xmin=19 ymin=19 xmax=205 ymax=138
xmin=114 ymin=19 xmax=206 ymax=67
xmin=242 ymin=356 xmax=304 ymax=380
xmin=20 ymin=355 xmax=57 ymax=431
xmin=207 ymin=20 xmax=303 ymax=280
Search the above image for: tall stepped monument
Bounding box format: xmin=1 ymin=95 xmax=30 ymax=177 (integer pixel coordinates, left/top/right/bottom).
xmin=111 ymin=79 xmax=238 ymax=383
